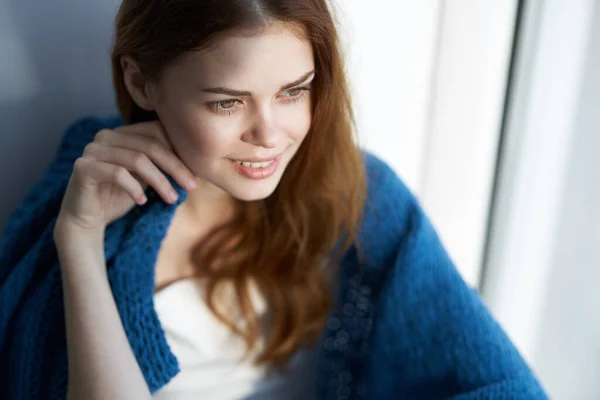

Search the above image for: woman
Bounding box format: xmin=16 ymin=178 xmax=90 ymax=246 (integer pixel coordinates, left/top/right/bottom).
xmin=0 ymin=0 xmax=547 ymax=399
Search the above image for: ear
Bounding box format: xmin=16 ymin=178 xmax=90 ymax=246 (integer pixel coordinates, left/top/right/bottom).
xmin=120 ymin=55 xmax=156 ymax=111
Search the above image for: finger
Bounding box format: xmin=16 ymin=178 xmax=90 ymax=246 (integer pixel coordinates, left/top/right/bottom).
xmin=83 ymin=143 xmax=178 ymax=204
xmin=73 ymin=157 xmax=148 ymax=205
xmin=114 ymin=121 xmax=173 ymax=149
xmin=94 ymin=129 xmax=197 ymax=191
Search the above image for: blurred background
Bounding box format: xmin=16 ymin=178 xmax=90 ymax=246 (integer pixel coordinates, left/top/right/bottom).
xmin=1 ymin=0 xmax=598 ymax=398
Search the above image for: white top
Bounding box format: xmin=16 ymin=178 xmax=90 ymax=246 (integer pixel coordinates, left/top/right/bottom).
xmin=152 ymin=279 xmax=318 ymax=400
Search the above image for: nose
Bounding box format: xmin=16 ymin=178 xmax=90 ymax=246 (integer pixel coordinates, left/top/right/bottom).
xmin=241 ymin=107 xmax=280 ymax=149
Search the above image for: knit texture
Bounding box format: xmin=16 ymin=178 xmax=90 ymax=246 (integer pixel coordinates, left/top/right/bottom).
xmin=0 ymin=116 xmax=548 ymax=399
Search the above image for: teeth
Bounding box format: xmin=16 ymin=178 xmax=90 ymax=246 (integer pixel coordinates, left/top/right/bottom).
xmin=234 ymin=160 xmax=274 ymax=168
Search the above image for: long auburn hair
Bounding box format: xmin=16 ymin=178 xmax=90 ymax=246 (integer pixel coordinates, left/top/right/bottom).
xmin=111 ymin=0 xmax=366 ymax=367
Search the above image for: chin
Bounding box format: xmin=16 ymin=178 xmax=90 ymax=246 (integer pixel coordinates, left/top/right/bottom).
xmin=225 ymin=180 xmax=280 ymax=201
xmin=215 ymin=153 xmax=294 ymax=201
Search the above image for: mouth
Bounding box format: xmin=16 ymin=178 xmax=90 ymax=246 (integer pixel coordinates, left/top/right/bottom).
xmin=228 ymin=154 xmax=282 ymax=180
xmin=232 ymin=159 xmax=276 ymax=168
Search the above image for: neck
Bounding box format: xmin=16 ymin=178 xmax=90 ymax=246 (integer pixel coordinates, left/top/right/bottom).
xmin=179 ymin=178 xmax=236 ymax=227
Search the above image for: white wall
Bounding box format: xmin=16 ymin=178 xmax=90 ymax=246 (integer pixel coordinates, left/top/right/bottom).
xmin=340 ymin=1 xmax=519 ymax=288
xmin=336 ymin=1 xmax=440 ymax=192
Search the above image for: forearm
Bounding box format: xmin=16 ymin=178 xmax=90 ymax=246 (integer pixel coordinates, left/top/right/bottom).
xmin=56 ymin=228 xmax=151 ymax=400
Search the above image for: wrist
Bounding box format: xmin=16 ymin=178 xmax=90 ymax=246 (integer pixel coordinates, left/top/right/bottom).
xmin=54 ymin=217 xmax=105 ymax=248
xmin=54 ymin=218 xmax=107 ymax=277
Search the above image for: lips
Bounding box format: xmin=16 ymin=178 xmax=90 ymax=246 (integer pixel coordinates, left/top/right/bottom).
xmin=232 ymin=159 xmax=275 ymax=169
xmin=229 ymin=154 xmax=281 ymax=180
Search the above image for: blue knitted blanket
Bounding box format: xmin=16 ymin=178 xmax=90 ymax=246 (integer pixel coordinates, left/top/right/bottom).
xmin=0 ymin=117 xmax=547 ymax=399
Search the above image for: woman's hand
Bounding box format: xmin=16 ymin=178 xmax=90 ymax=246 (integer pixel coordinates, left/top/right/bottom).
xmin=50 ymin=121 xmax=195 ymax=400
xmin=54 ymin=121 xmax=197 ymax=237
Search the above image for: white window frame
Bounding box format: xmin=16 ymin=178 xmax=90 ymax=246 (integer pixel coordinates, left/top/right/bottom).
xmin=420 ymin=0 xmax=520 ymax=288
xmin=482 ymin=0 xmax=596 ymax=364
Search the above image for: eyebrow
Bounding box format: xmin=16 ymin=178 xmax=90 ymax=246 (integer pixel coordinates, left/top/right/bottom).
xmin=201 ymin=70 xmax=315 ymax=96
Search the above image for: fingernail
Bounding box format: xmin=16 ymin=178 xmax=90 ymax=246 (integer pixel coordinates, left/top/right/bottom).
xmin=139 ymin=194 xmax=148 ymax=205
xmin=169 ymin=190 xmax=179 ymax=202
xmin=188 ymin=179 xmax=197 ymax=190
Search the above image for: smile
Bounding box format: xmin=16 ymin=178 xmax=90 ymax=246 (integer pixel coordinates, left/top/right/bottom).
xmin=229 ymin=154 xmax=282 ymax=180
xmin=232 ymin=159 xmax=275 ymax=169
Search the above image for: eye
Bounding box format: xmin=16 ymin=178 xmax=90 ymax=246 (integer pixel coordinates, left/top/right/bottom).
xmin=207 ymin=98 xmax=242 ymax=116
xmin=286 ymin=88 xmax=303 ymax=97
xmin=216 ymin=99 xmax=238 ymax=110
xmin=282 ymin=86 xmax=311 ymax=102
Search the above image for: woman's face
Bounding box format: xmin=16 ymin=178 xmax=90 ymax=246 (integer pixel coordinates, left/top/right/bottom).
xmin=149 ymin=25 xmax=315 ymax=201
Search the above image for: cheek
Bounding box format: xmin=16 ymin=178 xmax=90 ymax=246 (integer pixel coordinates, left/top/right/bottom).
xmin=161 ymin=112 xmax=239 ymax=170
xmin=281 ymin=106 xmax=312 ymax=141
xmin=155 ymin=93 xmax=235 ymax=146
xmin=180 ymin=124 xmax=238 ymax=166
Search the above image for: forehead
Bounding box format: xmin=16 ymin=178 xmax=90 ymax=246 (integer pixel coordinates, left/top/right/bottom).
xmin=165 ymin=25 xmax=314 ymax=90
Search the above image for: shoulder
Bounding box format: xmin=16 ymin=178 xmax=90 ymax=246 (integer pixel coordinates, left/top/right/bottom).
xmin=356 ymin=151 xmax=461 ymax=296
xmin=362 ymin=151 xmax=412 ymax=200
xmin=356 ymin=153 xmax=547 ymax=398
xmin=0 ymin=115 xmax=122 ymax=273
xmin=361 ymin=151 xmax=417 ymax=218
xmin=55 ymin=115 xmax=123 ymax=157
xmin=355 ymin=151 xmax=421 ymax=269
